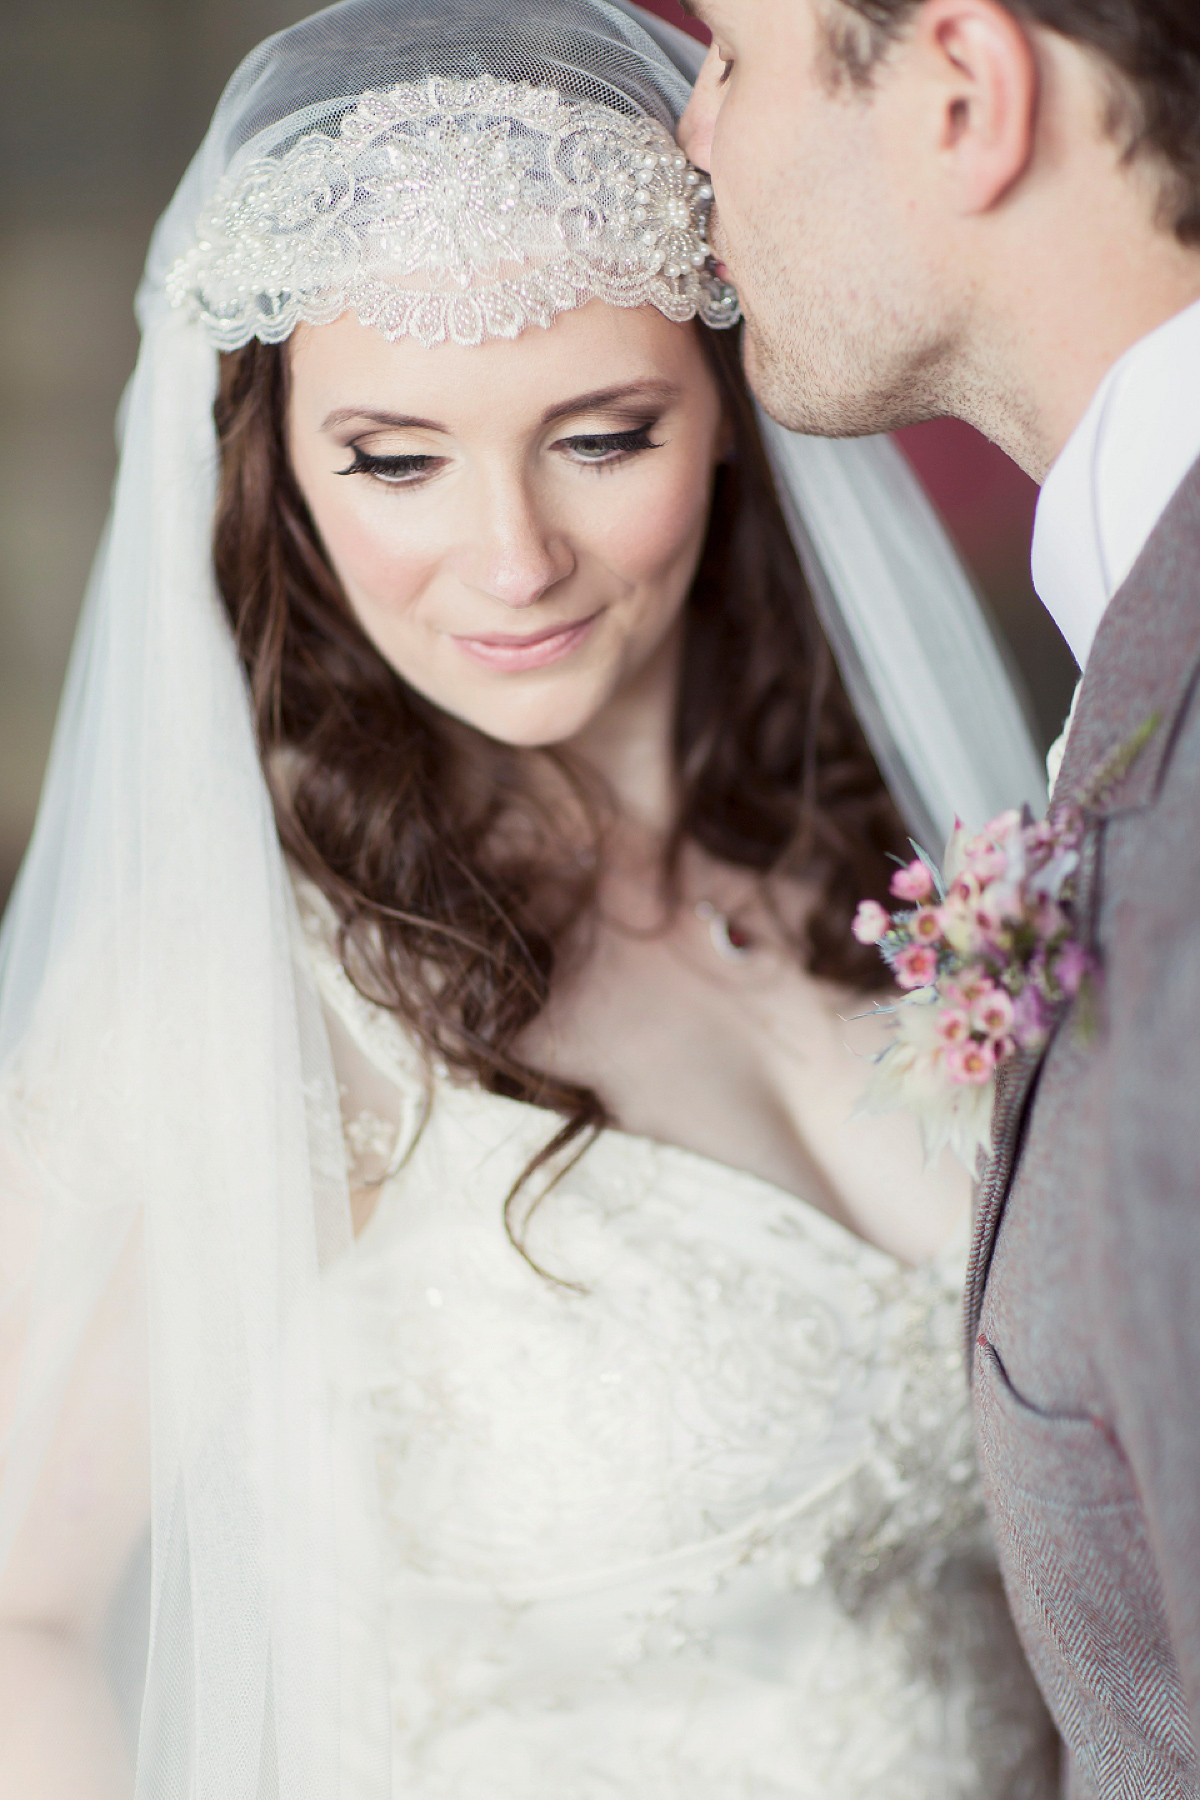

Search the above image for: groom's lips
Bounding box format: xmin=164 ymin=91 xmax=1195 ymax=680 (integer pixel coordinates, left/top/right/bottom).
xmin=706 ymin=212 xmax=732 ymax=285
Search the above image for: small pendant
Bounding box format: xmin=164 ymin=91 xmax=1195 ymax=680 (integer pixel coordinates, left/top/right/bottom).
xmin=695 ymin=900 xmax=753 ymax=961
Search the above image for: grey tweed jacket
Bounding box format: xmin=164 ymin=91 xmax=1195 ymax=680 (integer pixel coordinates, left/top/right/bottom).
xmin=969 ymin=451 xmax=1200 ymax=1799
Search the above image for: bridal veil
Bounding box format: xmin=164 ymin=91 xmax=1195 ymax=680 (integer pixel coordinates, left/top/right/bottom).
xmin=0 ymin=2 xmax=1044 ymax=1794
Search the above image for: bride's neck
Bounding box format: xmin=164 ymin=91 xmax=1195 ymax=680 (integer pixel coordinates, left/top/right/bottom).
xmin=469 ymin=621 xmax=684 ymax=905
xmin=563 ymin=617 xmax=683 ymax=841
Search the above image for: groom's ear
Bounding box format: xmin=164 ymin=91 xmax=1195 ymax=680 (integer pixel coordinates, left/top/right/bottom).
xmin=906 ymin=0 xmax=1038 ymax=217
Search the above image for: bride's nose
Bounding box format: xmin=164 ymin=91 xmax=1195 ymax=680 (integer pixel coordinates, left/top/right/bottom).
xmin=459 ymin=473 xmax=575 ymax=608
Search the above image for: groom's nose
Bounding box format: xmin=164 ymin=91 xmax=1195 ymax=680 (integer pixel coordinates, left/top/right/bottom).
xmin=678 ymin=43 xmax=723 ymax=172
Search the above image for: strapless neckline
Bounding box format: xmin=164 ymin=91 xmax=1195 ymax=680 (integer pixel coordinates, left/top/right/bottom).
xmin=296 ymin=880 xmax=966 ymax=1277
xmin=300 ymin=881 xmax=1058 ymax=1800
xmin=360 ymin=1069 xmax=969 ymax=1278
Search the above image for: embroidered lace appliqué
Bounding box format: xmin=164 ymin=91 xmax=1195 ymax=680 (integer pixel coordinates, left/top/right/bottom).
xmin=301 ymin=892 xmax=1058 ymax=1798
xmin=167 ymin=77 xmax=741 ymax=349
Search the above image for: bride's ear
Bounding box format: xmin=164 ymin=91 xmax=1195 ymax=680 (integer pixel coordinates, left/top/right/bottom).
xmin=910 ymin=0 xmax=1039 ymax=217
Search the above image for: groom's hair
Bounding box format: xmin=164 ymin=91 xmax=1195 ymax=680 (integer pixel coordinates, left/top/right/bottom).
xmin=825 ymin=0 xmax=1200 ymax=243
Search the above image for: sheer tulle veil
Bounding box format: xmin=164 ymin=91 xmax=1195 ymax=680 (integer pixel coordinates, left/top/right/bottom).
xmin=0 ymin=2 xmax=1044 ymax=1794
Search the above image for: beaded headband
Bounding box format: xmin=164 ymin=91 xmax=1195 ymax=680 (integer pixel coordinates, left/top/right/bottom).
xmin=167 ymin=75 xmax=740 ymax=349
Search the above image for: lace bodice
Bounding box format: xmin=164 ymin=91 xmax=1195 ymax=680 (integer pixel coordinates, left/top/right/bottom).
xmin=301 ymin=893 xmax=1057 ymax=1798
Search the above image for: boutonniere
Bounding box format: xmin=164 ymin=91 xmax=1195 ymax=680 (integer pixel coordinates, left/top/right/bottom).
xmin=851 ymin=715 xmax=1159 ymax=1167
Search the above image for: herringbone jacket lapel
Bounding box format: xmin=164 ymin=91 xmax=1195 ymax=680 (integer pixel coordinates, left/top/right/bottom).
xmin=964 ymin=450 xmax=1200 ymax=1366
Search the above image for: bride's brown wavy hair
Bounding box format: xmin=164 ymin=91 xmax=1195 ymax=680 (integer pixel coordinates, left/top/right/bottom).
xmin=212 ymin=321 xmax=908 ymax=1227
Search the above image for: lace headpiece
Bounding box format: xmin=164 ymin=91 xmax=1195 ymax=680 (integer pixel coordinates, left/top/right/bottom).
xmin=167 ymin=75 xmax=740 ymax=349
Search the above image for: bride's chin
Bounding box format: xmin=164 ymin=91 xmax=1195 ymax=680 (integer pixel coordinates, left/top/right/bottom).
xmin=452 ymin=682 xmax=612 ymax=753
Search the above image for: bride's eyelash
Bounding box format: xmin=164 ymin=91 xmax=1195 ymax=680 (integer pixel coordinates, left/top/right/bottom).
xmin=336 ymin=423 xmax=663 ymax=485
xmin=336 ymin=444 xmax=443 ymax=486
xmin=560 ymin=423 xmax=664 ymax=466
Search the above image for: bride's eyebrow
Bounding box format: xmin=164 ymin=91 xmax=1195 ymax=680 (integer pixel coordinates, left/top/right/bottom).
xmin=321 ymin=406 xmax=447 ymax=433
xmin=541 ymin=380 xmax=681 ymax=426
xmin=320 ymin=380 xmax=680 ymax=437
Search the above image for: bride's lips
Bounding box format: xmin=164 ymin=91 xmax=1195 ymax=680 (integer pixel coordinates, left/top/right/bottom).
xmin=452 ymin=611 xmax=600 ymax=672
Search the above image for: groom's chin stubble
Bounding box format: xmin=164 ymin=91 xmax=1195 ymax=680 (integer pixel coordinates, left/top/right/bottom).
xmin=726 ymin=210 xmax=959 ymax=437
xmin=741 ymin=317 xmax=891 ymax=438
xmin=738 ymin=323 xmax=806 ymax=431
xmin=740 ymin=301 xmax=954 ymax=440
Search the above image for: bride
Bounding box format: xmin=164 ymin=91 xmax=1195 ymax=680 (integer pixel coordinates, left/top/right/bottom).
xmin=0 ymin=0 xmax=1058 ymax=1794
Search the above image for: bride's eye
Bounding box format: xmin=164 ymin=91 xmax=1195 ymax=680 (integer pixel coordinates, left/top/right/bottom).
xmin=559 ymin=424 xmax=663 ymax=467
xmin=336 ymin=444 xmax=445 ymax=486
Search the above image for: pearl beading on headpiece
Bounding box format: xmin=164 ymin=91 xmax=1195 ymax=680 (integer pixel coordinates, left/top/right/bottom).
xmin=166 ymin=76 xmax=740 ymax=349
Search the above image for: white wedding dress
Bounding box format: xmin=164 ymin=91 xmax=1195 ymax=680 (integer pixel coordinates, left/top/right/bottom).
xmin=300 ymin=890 xmax=1059 ymax=1799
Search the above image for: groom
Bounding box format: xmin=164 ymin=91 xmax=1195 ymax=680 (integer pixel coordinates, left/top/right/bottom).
xmin=680 ymin=2 xmax=1200 ymax=1794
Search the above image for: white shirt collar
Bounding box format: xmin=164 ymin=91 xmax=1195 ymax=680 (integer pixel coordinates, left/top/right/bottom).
xmin=1031 ymin=293 xmax=1200 ymax=671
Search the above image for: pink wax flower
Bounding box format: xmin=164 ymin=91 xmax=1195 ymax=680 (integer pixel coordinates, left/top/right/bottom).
xmin=972 ymin=885 xmax=1021 ymax=945
xmin=945 ymin=1039 xmax=996 ymax=1086
xmin=852 ymin=899 xmax=891 ymax=945
xmin=890 ymin=859 xmax=935 ymax=903
xmin=972 ymin=899 xmax=1005 ymax=941
xmin=912 ymin=907 xmax=943 ymax=944
xmin=982 ymin=808 xmax=1022 ymax=844
xmin=894 ymin=944 xmax=939 ymax=989
xmin=852 ymin=723 xmax=1156 ymax=1164
xmin=970 ymin=984 xmax=1015 ymax=1040
xmin=965 ymin=843 xmax=1007 ymax=884
xmin=851 ymin=779 xmax=1110 ymax=1165
xmin=935 ymin=1007 xmax=972 ymax=1045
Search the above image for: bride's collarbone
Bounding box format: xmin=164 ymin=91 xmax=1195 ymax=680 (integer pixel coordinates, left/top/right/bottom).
xmin=522 ymin=901 xmax=969 ymax=1268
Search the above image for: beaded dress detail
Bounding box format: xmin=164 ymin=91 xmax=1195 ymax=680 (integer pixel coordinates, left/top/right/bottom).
xmin=299 ymin=892 xmax=1058 ymax=1798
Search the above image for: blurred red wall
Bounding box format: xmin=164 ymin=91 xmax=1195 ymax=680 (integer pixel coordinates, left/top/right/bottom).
xmin=637 ymin=0 xmax=709 ymax=40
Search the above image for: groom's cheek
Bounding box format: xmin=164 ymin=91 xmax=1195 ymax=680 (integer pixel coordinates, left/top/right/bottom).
xmin=710 ymin=72 xmax=790 ymax=248
xmin=718 ymin=10 xmax=823 ymax=178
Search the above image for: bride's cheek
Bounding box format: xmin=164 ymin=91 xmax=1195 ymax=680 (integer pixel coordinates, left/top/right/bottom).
xmin=317 ymin=500 xmax=440 ymax=627
xmin=599 ymin=456 xmax=714 ymax=590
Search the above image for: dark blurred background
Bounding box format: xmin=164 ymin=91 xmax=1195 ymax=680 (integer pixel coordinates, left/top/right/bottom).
xmin=0 ymin=0 xmax=1077 ymax=910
